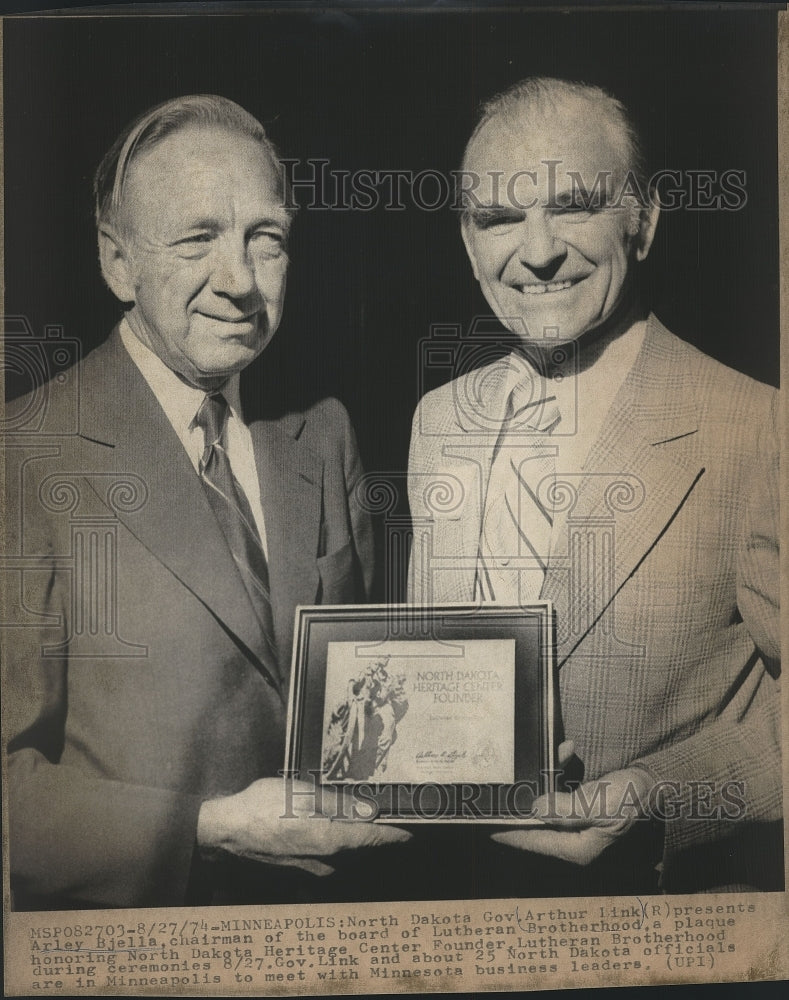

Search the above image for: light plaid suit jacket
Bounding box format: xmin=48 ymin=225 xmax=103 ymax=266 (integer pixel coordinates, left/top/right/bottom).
xmin=408 ymin=315 xmax=781 ymax=890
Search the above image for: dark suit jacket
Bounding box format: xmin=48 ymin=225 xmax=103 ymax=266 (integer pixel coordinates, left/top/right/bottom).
xmin=4 ymin=329 xmax=373 ymax=909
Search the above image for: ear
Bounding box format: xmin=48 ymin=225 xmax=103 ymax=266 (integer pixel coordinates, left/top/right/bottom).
xmin=634 ymin=196 xmax=660 ymax=262
xmin=460 ymin=214 xmax=481 ymax=281
xmin=98 ymin=225 xmax=137 ymax=303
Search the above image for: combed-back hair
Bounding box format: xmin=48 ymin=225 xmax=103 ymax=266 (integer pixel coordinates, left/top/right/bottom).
xmin=94 ymin=94 xmax=290 ymax=230
xmin=461 ymin=76 xmax=649 ymax=208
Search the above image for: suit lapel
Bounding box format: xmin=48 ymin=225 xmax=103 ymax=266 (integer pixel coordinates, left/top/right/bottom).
xmin=542 ymin=317 xmax=705 ymax=665
xmin=427 ymin=359 xmax=513 ymax=602
xmin=77 ymin=331 xmax=281 ymax=687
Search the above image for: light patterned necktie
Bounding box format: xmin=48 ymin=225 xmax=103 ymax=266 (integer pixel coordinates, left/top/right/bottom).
xmin=195 ymin=391 xmax=280 ymax=686
xmin=477 ymin=374 xmax=561 ymax=604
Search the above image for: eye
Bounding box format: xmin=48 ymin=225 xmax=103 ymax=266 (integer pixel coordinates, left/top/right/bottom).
xmin=172 ymin=232 xmax=214 ymax=257
xmin=250 ymin=229 xmax=287 ymax=256
xmin=176 ymin=233 xmax=213 ymax=244
xmin=469 ymin=209 xmax=524 ymax=232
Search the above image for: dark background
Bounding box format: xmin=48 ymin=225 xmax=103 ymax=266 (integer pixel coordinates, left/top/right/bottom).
xmin=4 ymin=8 xmax=780 ymax=492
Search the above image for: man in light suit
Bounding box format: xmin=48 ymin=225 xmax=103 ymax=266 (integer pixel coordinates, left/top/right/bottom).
xmin=408 ymin=78 xmax=781 ymax=893
xmin=4 ymin=95 xmax=407 ymax=910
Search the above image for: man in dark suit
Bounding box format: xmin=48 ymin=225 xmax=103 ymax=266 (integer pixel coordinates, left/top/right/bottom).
xmin=4 ymin=94 xmax=407 ymax=909
xmin=408 ymin=77 xmax=781 ymax=893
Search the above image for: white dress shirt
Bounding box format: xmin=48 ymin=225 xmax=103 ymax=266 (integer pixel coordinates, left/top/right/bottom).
xmin=119 ymin=319 xmax=269 ymax=556
xmin=477 ymin=320 xmax=647 ymax=603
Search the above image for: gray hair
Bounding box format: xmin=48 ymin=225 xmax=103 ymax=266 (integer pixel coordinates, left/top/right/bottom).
xmin=94 ymin=94 xmax=291 ymax=230
xmin=462 ymin=76 xmax=649 ymax=207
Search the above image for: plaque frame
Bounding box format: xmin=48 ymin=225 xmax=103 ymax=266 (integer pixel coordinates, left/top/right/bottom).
xmin=285 ymin=602 xmax=556 ymax=823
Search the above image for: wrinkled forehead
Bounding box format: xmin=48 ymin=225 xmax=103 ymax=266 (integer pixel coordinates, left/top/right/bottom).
xmin=120 ymin=125 xmax=291 ymax=229
xmin=463 ymin=105 xmax=631 ymax=206
xmin=128 ymin=125 xmax=282 ymax=191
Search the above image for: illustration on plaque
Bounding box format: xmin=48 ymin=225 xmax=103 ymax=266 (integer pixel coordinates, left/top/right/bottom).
xmin=322 ymin=657 xmax=409 ymax=781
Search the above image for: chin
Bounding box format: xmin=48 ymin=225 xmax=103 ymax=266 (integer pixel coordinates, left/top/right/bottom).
xmin=508 ymin=305 xmax=591 ymax=344
xmin=212 ymin=337 xmax=269 ymax=368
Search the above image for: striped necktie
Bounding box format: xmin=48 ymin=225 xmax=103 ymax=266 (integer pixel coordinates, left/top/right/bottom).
xmin=195 ymin=391 xmax=280 ymax=686
xmin=477 ymin=374 xmax=561 ymax=604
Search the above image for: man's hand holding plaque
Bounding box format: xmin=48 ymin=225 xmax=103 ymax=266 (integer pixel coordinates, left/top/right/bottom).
xmin=197 ymin=778 xmax=411 ymax=877
xmin=492 ymin=741 xmax=655 ymax=866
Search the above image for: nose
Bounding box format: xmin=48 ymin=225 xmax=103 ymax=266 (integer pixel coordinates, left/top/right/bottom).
xmin=516 ymin=212 xmax=567 ymax=277
xmin=209 ymin=238 xmax=259 ymax=302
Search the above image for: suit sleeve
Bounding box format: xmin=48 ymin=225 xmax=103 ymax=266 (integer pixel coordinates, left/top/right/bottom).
xmin=4 ymin=516 xmax=204 ymax=910
xmin=633 ymin=391 xmax=781 ymax=886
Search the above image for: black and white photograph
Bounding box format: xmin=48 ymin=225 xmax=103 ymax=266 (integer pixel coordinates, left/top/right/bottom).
xmin=1 ymin=2 xmax=785 ymax=995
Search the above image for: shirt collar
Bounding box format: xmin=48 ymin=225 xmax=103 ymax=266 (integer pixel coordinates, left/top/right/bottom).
xmin=496 ymin=320 xmax=646 ymax=438
xmin=119 ymin=318 xmax=244 ymax=433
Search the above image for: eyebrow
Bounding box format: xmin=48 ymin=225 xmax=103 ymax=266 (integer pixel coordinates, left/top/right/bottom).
xmin=466 ymin=189 xmax=612 ymax=220
xmin=467 ymin=205 xmax=525 ymax=217
xmin=250 ymin=212 xmax=292 ymax=230
xmin=174 ymin=218 xmax=221 ymax=231
xmin=552 ymin=189 xmax=589 ymax=206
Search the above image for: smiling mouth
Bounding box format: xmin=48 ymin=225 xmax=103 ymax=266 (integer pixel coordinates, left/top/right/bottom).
xmin=200 ymin=313 xmax=258 ymax=326
xmin=515 ymin=278 xmax=584 ymax=295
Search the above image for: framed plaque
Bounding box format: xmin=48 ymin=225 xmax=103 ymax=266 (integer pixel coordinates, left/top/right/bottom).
xmin=285 ymin=602 xmax=556 ymax=822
